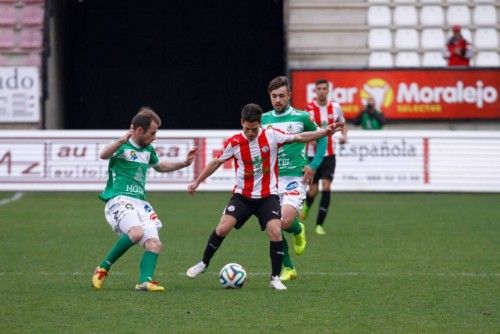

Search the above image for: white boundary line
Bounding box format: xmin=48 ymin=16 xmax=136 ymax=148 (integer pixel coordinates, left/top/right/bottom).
xmin=0 ymin=192 xmax=23 ymax=206
xmin=1 ymin=271 xmax=499 ymax=277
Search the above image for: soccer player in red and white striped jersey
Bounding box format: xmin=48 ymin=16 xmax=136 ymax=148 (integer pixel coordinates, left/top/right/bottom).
xmin=302 ymin=79 xmax=348 ymax=236
xmin=186 ymin=103 xmax=343 ymax=290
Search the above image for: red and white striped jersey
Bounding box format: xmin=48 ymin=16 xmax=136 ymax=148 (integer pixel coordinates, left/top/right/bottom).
xmin=218 ymin=128 xmax=294 ymax=199
xmin=305 ymin=100 xmax=345 ymax=157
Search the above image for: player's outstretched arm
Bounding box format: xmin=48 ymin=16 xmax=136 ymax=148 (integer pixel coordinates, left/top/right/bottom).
xmin=99 ymin=126 xmax=134 ymax=159
xmin=293 ymin=122 xmax=344 ymax=143
xmin=155 ymin=147 xmax=197 ymax=173
xmin=188 ymin=158 xmax=224 ymax=195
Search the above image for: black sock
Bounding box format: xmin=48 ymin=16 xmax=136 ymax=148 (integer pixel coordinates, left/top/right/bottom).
xmin=202 ymin=230 xmax=224 ymax=266
xmin=306 ymin=194 xmax=314 ymax=207
xmin=317 ymin=191 xmax=331 ymax=226
xmin=269 ymin=240 xmax=284 ymax=277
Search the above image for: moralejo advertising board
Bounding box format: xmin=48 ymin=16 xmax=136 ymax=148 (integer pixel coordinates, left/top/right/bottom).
xmin=290 ymin=69 xmax=500 ymax=120
xmin=1 ymin=130 xmax=499 ymax=192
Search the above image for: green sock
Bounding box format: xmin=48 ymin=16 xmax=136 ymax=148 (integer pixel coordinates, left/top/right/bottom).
xmin=99 ymin=234 xmax=135 ymax=270
xmin=139 ymin=251 xmax=159 ymax=284
xmin=284 ymin=217 xmax=302 ymax=235
xmin=282 ymin=233 xmax=294 ymax=269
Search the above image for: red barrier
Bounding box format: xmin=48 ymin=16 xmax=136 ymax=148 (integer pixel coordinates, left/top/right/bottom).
xmin=291 ymin=69 xmax=500 ymax=119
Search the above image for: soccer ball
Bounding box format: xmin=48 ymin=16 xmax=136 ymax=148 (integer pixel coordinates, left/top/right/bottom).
xmin=219 ymin=263 xmax=247 ymax=289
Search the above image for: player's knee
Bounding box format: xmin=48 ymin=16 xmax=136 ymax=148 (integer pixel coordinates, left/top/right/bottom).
xmin=144 ymin=238 xmax=162 ymax=253
xmin=267 ymin=220 xmax=282 ymax=240
xmin=215 ymin=215 xmax=235 ymax=236
xmin=215 ymin=224 xmax=231 ymax=237
xmin=128 ymin=226 xmax=144 ymax=243
xmin=280 ymin=217 xmax=293 ymax=229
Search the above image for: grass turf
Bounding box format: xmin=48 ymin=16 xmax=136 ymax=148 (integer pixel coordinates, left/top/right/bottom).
xmin=0 ymin=192 xmax=498 ymax=333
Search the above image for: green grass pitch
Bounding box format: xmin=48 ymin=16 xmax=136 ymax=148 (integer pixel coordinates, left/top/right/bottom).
xmin=0 ymin=191 xmax=499 ymax=333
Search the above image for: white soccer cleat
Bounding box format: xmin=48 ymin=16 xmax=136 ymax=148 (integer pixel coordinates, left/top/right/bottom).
xmin=269 ymin=275 xmax=287 ymax=290
xmin=186 ymin=261 xmax=207 ymax=278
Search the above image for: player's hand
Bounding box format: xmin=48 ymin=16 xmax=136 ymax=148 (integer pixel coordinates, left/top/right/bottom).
xmin=187 ymin=181 xmax=199 ymax=195
xmin=118 ymin=125 xmax=134 ymax=144
xmin=184 ymin=147 xmax=197 ymax=167
xmin=324 ymin=122 xmax=344 ymax=136
xmin=302 ymin=165 xmax=315 ymax=185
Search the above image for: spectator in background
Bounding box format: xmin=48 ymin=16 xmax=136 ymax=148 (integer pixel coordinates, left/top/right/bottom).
xmin=443 ymin=25 xmax=473 ymax=66
xmin=354 ymin=97 xmax=385 ymax=130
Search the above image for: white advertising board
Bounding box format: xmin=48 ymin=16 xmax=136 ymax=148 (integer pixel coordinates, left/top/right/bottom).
xmin=0 ymin=130 xmax=499 ymax=192
xmin=0 ymin=67 xmax=40 ymax=122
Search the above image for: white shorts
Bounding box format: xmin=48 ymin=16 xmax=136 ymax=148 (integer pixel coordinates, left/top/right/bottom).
xmin=278 ymin=176 xmax=306 ymax=213
xmin=104 ymin=195 xmax=162 ymax=245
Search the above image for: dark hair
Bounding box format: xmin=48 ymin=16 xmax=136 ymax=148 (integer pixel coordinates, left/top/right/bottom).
xmin=241 ymin=103 xmax=262 ymax=123
xmin=131 ymin=106 xmax=162 ymax=131
xmin=268 ymin=76 xmax=289 ymax=93
xmin=315 ymin=79 xmax=329 ymax=87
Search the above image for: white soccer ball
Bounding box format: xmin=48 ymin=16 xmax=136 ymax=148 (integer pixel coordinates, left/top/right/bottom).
xmin=218 ymin=262 xmax=247 ymax=289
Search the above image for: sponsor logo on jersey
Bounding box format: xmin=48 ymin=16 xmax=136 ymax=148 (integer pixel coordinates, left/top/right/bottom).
xmin=286 ymin=181 xmax=298 ymax=190
xmin=278 ymin=158 xmax=290 ymax=167
xmin=130 ymin=151 xmax=138 ymax=161
xmin=126 ymin=184 xmax=145 ymax=195
xmin=286 ymin=190 xmax=300 ymax=196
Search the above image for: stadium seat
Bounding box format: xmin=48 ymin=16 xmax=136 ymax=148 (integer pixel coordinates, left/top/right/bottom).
xmin=474 ymin=29 xmax=499 ymax=49
xmin=24 ymin=53 xmax=41 ymax=66
xmin=420 ymin=0 xmax=442 ymax=3
xmin=395 ymin=29 xmax=419 ymax=49
xmin=0 ymin=28 xmax=16 ymax=49
xmin=368 ymin=52 xmax=393 ymax=67
xmin=368 ymin=29 xmax=392 ymax=49
xmin=420 ymin=6 xmax=444 ymax=26
xmin=395 ymin=52 xmax=420 ymax=67
xmin=393 ymin=0 xmax=416 ymax=3
xmin=460 ymin=28 xmax=473 ymax=43
xmin=19 ymin=28 xmax=43 ymax=49
xmin=475 ymin=52 xmax=500 ymax=66
xmin=0 ymin=5 xmax=17 ymax=26
xmin=446 ymin=6 xmax=471 ymax=26
xmin=393 ymin=6 xmax=418 ymax=27
xmin=421 ymin=29 xmax=445 ymax=50
xmin=367 ymin=6 xmax=391 ymax=27
xmin=473 ymin=6 xmax=497 ymax=26
xmin=19 ymin=5 xmax=45 ymax=26
xmin=422 ymin=52 xmax=447 ymax=67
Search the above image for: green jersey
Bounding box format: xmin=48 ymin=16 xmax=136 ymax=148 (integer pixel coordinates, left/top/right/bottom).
xmin=99 ymin=140 xmax=160 ymax=202
xmin=261 ymin=106 xmax=320 ymax=177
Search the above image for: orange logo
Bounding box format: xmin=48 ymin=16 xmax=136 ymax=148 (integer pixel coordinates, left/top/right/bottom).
xmin=359 ymin=78 xmax=394 ymax=110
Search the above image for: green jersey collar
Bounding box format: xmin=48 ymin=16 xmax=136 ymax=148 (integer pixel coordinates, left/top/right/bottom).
xmin=272 ymin=105 xmax=293 ymax=117
xmin=129 ymin=138 xmax=142 ymax=149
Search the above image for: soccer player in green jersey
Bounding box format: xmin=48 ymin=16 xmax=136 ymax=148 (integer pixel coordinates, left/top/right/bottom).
xmin=92 ymin=107 xmax=197 ymax=292
xmin=262 ymin=76 xmax=338 ymax=281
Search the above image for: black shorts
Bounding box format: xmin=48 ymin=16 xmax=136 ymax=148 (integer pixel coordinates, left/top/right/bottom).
xmin=309 ymin=155 xmax=336 ymax=184
xmin=223 ymin=194 xmax=281 ymax=231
